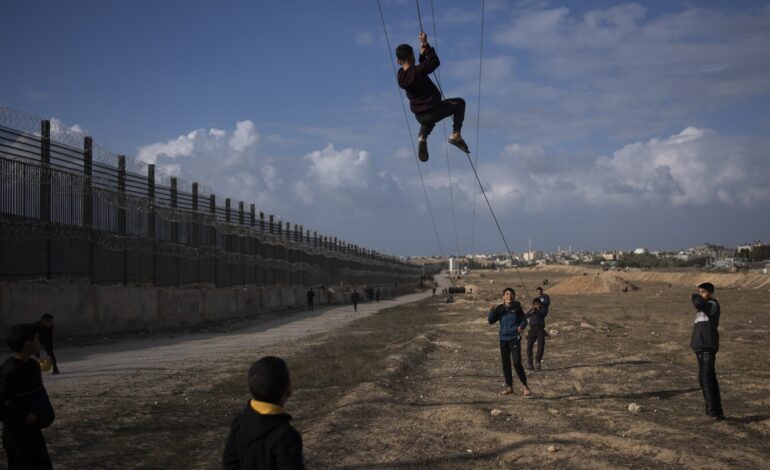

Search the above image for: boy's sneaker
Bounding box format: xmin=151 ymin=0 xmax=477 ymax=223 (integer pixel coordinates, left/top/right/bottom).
xmin=418 ymin=139 xmax=429 ymax=162
xmin=535 ymin=362 xmax=542 ymax=370
xmin=448 ymin=137 xmax=470 ymax=154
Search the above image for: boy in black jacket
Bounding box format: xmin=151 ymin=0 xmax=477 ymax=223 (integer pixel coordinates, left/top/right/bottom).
xmin=488 ymin=288 xmax=531 ymax=397
xmin=0 ymin=323 xmax=55 ymax=470
xmin=396 ymin=31 xmax=468 ymax=162
xmin=525 ymin=297 xmax=548 ymax=371
xmin=223 ymin=356 xmax=305 ymax=469
xmin=690 ymin=282 xmax=724 ymax=420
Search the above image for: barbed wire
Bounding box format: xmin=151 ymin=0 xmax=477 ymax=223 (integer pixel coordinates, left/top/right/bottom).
xmin=0 ymin=106 xmax=212 ymax=194
xmin=0 ymin=107 xmax=417 ymax=273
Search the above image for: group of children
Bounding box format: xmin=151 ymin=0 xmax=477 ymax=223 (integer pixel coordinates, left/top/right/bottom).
xmin=0 ymin=281 xmax=724 ymax=469
xmin=486 ymin=282 xmax=725 ymax=422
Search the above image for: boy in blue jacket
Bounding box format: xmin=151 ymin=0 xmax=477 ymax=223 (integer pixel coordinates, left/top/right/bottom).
xmin=488 ymin=288 xmax=531 ymax=396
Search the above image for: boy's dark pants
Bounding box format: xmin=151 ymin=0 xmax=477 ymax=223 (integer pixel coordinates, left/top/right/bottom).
xmin=415 ymin=98 xmax=465 ymax=138
xmin=500 ymin=339 xmax=527 ymax=387
xmin=2 ymin=426 xmax=53 ymax=470
xmin=526 ymin=326 xmax=546 ymax=366
xmin=696 ymin=350 xmax=723 ymax=416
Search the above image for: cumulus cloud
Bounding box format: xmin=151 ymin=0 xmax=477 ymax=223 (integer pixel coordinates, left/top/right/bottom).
xmin=305 ymin=144 xmax=371 ymax=189
xmin=292 ymin=144 xmax=407 ymax=214
xmin=228 ymin=120 xmax=258 ymax=152
xmin=460 ymin=127 xmax=770 ymax=212
xmin=135 ymin=121 xmax=274 ymax=206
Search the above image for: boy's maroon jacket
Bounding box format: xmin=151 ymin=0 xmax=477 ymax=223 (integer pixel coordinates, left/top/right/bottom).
xmin=397 ymin=45 xmax=442 ymax=114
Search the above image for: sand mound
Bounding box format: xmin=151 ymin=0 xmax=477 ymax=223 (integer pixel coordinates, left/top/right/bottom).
xmin=547 ymin=274 xmax=640 ymax=295
xmin=531 ymin=265 xmax=770 ymax=290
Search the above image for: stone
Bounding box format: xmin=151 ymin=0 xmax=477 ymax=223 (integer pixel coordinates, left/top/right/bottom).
xmin=628 ymin=403 xmax=642 ymax=413
xmin=548 ymin=445 xmax=558 ymax=452
xmin=491 ymin=409 xmax=502 ymax=416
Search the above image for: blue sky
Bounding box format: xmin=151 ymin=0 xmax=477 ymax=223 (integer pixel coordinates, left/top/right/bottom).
xmin=2 ymin=0 xmax=770 ymax=256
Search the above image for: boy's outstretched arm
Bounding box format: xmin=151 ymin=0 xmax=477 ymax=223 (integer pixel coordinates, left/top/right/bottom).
xmin=487 ymin=304 xmax=501 ymax=324
xmin=416 ymin=32 xmax=440 ymax=75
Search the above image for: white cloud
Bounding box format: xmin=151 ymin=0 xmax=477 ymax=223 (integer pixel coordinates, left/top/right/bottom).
xmin=228 ymin=120 xmax=259 ymax=152
xmin=304 ymin=144 xmax=371 ymax=189
xmin=462 ymin=127 xmax=770 ymax=212
xmin=136 ymin=131 xmax=197 ymax=164
xmin=135 ymin=121 xmax=274 ymax=207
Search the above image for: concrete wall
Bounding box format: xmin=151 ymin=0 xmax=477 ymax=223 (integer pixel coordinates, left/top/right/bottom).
xmin=0 ymin=282 xmax=415 ymax=336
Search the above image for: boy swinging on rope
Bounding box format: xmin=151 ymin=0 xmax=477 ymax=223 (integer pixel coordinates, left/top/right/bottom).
xmin=396 ymin=32 xmax=469 ymax=162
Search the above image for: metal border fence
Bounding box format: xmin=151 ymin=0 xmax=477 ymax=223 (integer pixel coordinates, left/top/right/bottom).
xmin=0 ymin=114 xmax=421 ymax=288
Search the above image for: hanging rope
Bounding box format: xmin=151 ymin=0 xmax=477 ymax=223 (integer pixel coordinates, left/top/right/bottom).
xmin=470 ymin=0 xmax=485 ymax=257
xmin=463 ymin=152 xmax=531 ymax=301
xmin=377 ymin=0 xmax=445 ymax=257
xmin=423 ymin=0 xmax=460 ymax=258
xmin=459 ymin=0 xmax=530 ymax=300
xmin=413 ymin=0 xmax=446 ymax=100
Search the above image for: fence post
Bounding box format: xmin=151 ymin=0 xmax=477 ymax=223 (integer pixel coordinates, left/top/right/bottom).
xmin=147 ymin=164 xmax=156 ymax=285
xmin=192 ymin=182 xmax=199 ymax=283
xmin=268 ymin=214 xmax=275 ymax=285
xmin=249 ymin=204 xmax=256 ymax=285
xmin=238 ymin=201 xmax=244 ymax=286
xmin=40 ymin=120 xmax=52 ymax=279
xmin=83 ymin=136 xmax=94 ymax=283
xmin=210 ymin=194 xmax=216 ymax=286
xmin=118 ymin=155 xmax=126 ymax=285
xmin=170 ymin=177 xmax=179 ymax=286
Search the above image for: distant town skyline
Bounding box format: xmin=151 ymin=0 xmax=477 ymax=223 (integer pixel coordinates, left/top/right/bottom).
xmin=2 ymin=1 xmax=769 ymax=256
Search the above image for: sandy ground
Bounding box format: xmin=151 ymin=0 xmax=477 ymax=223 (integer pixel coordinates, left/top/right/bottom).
xmin=300 ymin=270 xmax=770 ymax=468
xmin=4 ymin=269 xmax=770 ymax=469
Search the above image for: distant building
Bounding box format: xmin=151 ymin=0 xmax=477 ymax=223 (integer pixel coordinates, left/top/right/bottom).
xmin=602 ymin=252 xmax=619 ymax=261
xmin=633 ymin=248 xmax=648 ymax=255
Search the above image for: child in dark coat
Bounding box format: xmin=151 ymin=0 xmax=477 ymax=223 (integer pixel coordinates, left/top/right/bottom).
xmin=690 ymin=282 xmax=724 ymax=420
xmin=223 ymin=356 xmax=305 ymax=469
xmin=488 ymin=288 xmax=531 ymax=396
xmin=525 ymin=297 xmax=548 ymax=370
xmin=0 ymin=323 xmax=55 ymax=470
xmin=36 ymin=314 xmax=60 ymax=374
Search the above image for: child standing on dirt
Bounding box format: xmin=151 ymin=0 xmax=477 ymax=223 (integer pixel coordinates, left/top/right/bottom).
xmin=36 ymin=314 xmax=60 ymax=375
xmin=223 ymin=356 xmax=306 ymax=469
xmin=690 ymin=282 xmax=725 ymax=420
xmin=0 ymin=323 xmax=56 ymax=470
xmin=488 ymin=288 xmax=531 ymax=396
xmin=525 ymin=297 xmax=548 ymax=370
